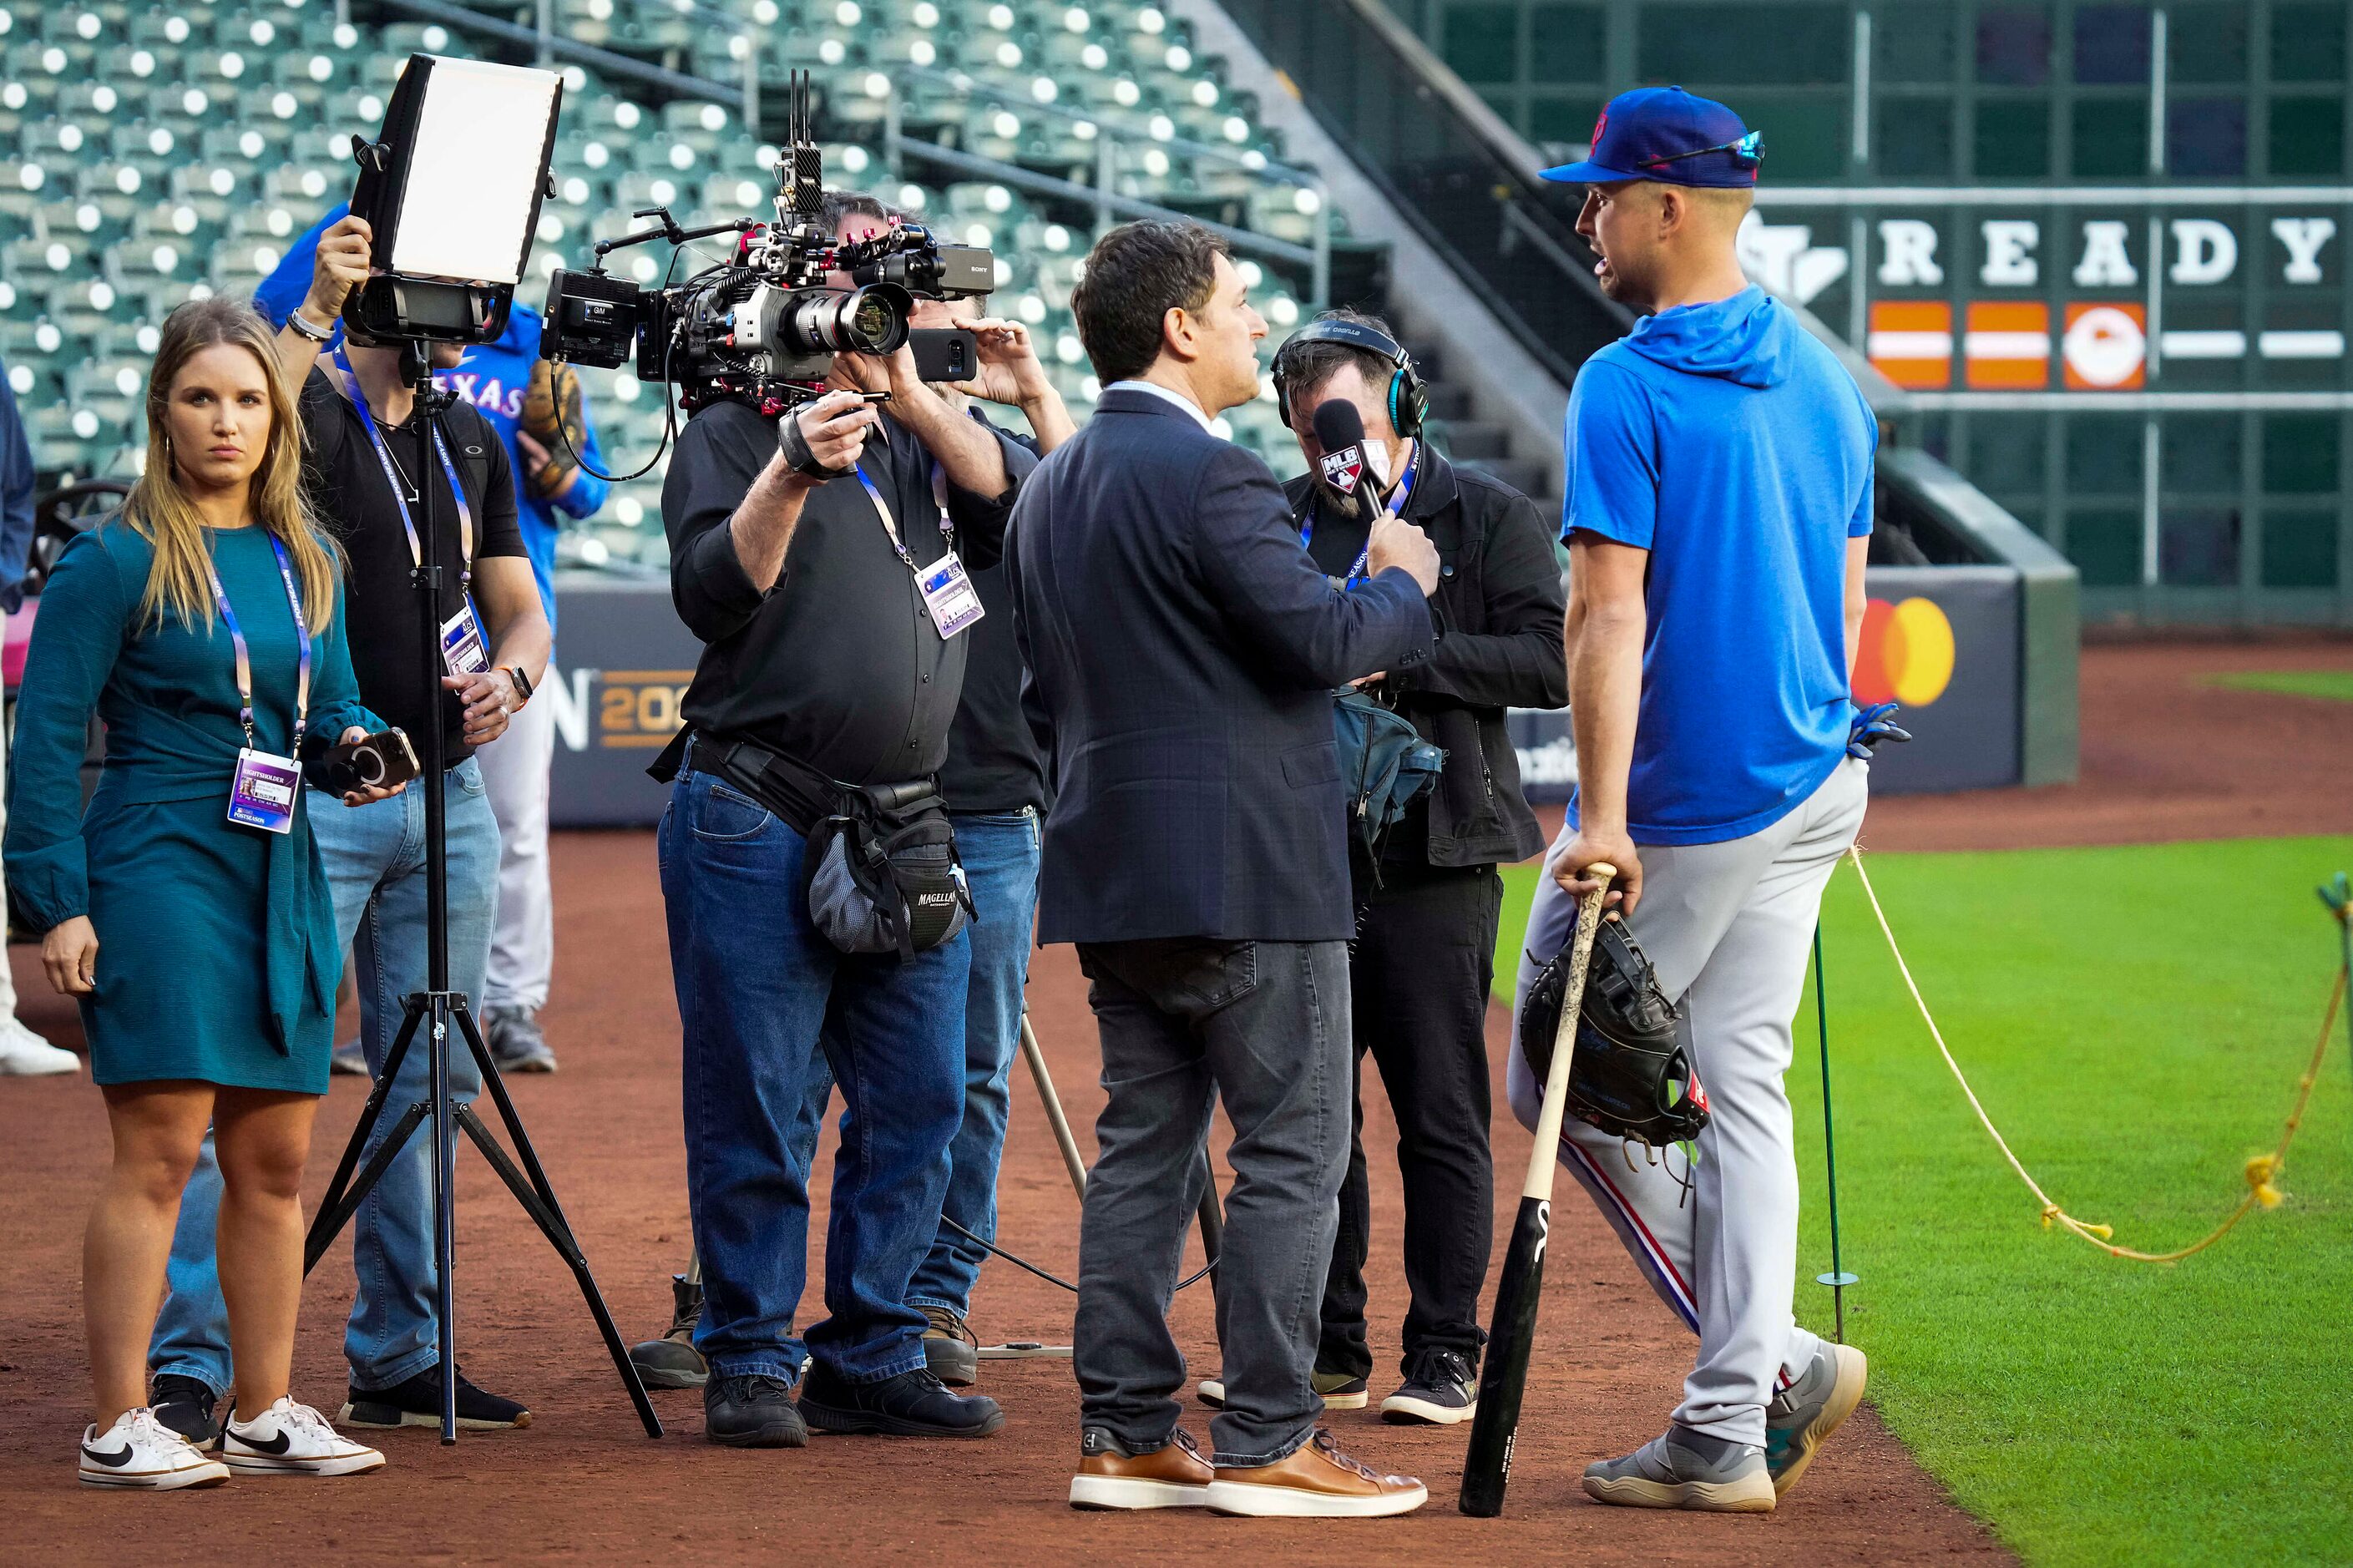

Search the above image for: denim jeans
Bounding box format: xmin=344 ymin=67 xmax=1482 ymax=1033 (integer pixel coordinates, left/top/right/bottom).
xmin=782 ymin=808 xmax=1040 ymax=1356
xmin=660 ymin=762 xmax=968 ymax=1385
xmin=150 ymin=761 xmax=500 ymax=1397
xmin=1072 ymin=938 xmax=1351 ymax=1469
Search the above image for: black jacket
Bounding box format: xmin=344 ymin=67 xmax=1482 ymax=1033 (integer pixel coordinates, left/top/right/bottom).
xmin=1006 ymin=387 xmax=1433 ymax=944
xmin=1285 ymin=448 xmax=1566 ymax=868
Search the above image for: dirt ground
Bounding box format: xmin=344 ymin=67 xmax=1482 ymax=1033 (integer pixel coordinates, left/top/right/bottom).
xmin=8 ymin=636 xmax=2339 ymax=1563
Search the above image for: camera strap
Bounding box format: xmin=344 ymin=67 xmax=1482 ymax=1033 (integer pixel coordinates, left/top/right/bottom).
xmin=856 ymin=460 xmax=983 ymax=639
xmin=331 ymin=346 xmax=477 ymax=592
xmin=207 ymin=533 xmax=311 ymax=836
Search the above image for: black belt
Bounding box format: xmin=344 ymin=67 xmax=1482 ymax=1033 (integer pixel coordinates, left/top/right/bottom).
xmin=650 ymin=728 xmax=932 ymax=837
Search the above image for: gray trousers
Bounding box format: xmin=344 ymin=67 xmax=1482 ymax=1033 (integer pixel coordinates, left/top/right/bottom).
xmin=1073 ymin=938 xmax=1350 ymax=1468
xmin=1508 ymin=757 xmax=1869 ymax=1446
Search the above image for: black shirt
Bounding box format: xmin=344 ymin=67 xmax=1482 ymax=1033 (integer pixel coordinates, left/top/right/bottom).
xmin=662 ymin=398 xmax=1035 ymax=785
xmin=297 ymin=367 xmax=526 ymax=765
xmin=939 ymin=420 xmax=1050 ymax=817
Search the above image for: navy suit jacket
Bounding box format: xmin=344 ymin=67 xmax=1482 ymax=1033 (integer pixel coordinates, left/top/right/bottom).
xmin=1004 ymin=386 xmax=1435 ymax=944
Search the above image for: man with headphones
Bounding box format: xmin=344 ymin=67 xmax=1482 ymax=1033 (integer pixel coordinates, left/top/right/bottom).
xmin=1207 ymin=309 xmax=1566 ymax=1423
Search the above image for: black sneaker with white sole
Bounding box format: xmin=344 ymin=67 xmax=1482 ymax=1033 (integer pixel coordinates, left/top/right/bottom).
xmin=149 ymin=1373 xmax=223 ymax=1449
xmin=1379 ymin=1348 xmax=1477 ymax=1425
xmin=1197 ymin=1368 xmax=1369 ymax=1411
xmin=341 ymin=1365 xmax=532 ymax=1430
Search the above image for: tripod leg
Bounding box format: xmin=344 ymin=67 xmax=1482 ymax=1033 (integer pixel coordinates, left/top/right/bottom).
xmin=452 ymin=1005 xmax=664 ymax=1437
xmin=1195 ymin=1180 xmax=1223 ymax=1266
xmin=308 ymin=995 xmax=428 ymax=1252
xmin=430 ymin=997 xmax=458 ymax=1445
xmin=304 ymin=1100 xmax=431 ymax=1273
xmin=1020 ymin=1012 xmax=1088 ymax=1201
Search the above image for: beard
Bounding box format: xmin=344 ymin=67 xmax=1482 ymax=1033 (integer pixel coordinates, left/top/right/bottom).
xmin=1314 ymin=478 xmax=1364 ymax=518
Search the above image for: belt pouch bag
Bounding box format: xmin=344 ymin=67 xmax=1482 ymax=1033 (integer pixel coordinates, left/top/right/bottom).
xmin=805 ymin=785 xmax=974 ymax=960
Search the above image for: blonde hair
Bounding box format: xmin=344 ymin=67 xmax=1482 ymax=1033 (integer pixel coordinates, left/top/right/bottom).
xmin=124 ymin=296 xmax=338 ymax=633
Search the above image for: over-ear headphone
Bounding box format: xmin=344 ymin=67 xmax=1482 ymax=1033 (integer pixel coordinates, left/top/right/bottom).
xmin=1272 ymin=317 xmax=1429 ymax=439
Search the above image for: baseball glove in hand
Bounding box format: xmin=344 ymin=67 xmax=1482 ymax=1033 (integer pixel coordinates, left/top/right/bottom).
xmin=1519 ymin=917 xmax=1708 ymax=1148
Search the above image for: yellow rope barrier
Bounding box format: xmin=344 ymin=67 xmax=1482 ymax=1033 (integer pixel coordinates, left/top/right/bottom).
xmin=1843 ymin=845 xmax=2343 ymax=1263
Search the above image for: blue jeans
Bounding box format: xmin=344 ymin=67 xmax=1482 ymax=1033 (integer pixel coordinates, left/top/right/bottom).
xmin=660 ymin=762 xmax=968 ymax=1384
xmin=149 ymin=761 xmax=501 ymax=1397
xmin=785 ymin=808 xmax=1041 ymax=1353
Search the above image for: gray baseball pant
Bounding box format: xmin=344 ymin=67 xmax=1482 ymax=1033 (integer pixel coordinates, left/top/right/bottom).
xmin=1507 ymin=756 xmax=1869 ymax=1447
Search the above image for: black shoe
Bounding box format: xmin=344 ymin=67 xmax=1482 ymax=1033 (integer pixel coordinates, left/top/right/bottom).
xmin=483 ymin=1006 xmax=558 ymax=1073
xmin=798 ymin=1364 xmax=1005 ymax=1439
xmin=703 ymin=1373 xmax=808 ymax=1448
xmin=630 ymin=1272 xmax=711 ymax=1390
xmin=918 ymin=1303 xmax=979 ymax=1388
xmin=149 ymin=1374 xmax=221 ymax=1449
xmin=340 ymin=1365 xmax=533 ymax=1430
xmin=1379 ymin=1347 xmax=1478 ymax=1426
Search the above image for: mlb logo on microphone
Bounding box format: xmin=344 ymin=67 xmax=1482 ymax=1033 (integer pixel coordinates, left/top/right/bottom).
xmin=1320 ymin=444 xmax=1365 ymax=493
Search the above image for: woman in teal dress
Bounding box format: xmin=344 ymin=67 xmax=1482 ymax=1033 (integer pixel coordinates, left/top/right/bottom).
xmin=5 ymin=299 xmax=397 ymax=1488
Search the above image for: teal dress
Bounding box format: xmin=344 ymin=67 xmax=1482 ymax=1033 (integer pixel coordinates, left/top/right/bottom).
xmin=3 ymin=523 xmax=377 ymax=1093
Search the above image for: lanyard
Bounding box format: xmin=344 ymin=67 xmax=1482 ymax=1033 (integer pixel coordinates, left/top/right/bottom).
xmin=331 ymin=346 xmax=475 ymax=589
xmin=1302 ymin=440 xmax=1420 ymax=587
xmin=204 ymin=532 xmax=311 ymax=754
xmin=854 ymin=460 xmax=955 ymax=579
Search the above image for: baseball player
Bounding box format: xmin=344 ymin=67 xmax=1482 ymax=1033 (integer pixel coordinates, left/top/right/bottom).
xmin=1511 ymin=87 xmax=1885 ymax=1513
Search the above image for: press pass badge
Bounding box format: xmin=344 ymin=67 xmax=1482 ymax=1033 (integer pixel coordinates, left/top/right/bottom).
xmin=228 ymin=748 xmax=301 ymax=834
xmin=918 ymin=552 xmax=985 ymax=638
xmin=440 ymin=600 xmax=492 ymax=675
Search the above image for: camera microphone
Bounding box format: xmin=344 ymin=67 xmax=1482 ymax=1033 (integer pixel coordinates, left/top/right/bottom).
xmin=1311 ymin=398 xmax=1386 ymax=518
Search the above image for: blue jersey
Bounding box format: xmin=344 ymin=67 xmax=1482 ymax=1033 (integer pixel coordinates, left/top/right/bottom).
xmin=1563 ymin=286 xmax=1875 ymax=847
xmin=255 ymin=207 xmax=610 ymax=630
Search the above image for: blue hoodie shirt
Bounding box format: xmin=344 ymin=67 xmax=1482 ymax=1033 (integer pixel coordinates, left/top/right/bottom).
xmin=255 ymin=207 xmax=610 ymax=630
xmin=1563 ymin=285 xmax=1875 ymax=846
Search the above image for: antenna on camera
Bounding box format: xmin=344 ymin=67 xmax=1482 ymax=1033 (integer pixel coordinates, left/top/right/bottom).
xmin=777 ymin=68 xmax=822 ymax=224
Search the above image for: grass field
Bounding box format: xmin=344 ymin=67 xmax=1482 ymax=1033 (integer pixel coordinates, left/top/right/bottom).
xmin=1498 ymin=838 xmax=2353 ymax=1566
xmin=2207 ymin=670 xmax=2353 ymax=703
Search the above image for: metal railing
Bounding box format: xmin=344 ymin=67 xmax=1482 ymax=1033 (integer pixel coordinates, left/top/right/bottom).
xmin=1215 ymin=0 xmax=1627 ymax=383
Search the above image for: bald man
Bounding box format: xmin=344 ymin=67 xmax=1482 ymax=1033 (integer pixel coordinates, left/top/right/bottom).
xmin=1511 ymin=88 xmax=1880 ymax=1513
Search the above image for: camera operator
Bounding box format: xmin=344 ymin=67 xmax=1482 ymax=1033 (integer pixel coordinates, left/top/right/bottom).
xmin=1272 ymin=310 xmax=1565 ymax=1425
xmin=145 ymin=213 xmax=552 ymax=1446
xmin=775 ymin=281 xmax=1076 ymax=1388
xmin=652 ymin=191 xmax=1038 ymax=1449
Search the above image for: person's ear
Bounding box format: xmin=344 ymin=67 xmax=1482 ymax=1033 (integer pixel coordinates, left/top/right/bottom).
xmin=1162 ymin=304 xmax=1195 ymax=363
xmin=1656 ymin=186 xmax=1685 ymax=237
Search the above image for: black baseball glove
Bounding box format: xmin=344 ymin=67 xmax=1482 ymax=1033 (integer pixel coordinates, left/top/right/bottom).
xmin=1519 ymin=916 xmax=1708 ymax=1148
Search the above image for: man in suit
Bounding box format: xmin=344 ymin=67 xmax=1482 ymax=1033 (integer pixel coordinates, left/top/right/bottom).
xmin=1004 ymin=220 xmax=1438 ymax=1519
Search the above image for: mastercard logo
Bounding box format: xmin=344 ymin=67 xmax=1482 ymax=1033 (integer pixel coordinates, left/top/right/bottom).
xmin=1853 ymin=596 xmax=1955 ymax=707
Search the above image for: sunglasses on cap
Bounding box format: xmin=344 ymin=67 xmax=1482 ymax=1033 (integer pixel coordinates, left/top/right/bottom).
xmin=1637 ymin=129 xmax=1763 ymax=169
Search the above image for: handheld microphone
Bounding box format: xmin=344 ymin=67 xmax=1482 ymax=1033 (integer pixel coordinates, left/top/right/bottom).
xmin=1310 ymin=398 xmax=1387 ymax=518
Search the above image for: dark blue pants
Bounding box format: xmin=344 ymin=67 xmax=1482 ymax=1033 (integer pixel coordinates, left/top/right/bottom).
xmin=660 ymin=765 xmax=967 ymax=1384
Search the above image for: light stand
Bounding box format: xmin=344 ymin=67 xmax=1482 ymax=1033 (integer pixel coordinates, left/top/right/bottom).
xmin=301 ymin=341 xmax=660 ymax=1444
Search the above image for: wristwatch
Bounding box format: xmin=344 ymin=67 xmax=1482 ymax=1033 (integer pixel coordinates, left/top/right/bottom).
xmin=507 ymin=665 xmax=534 ymax=706
xmin=286 ymin=307 xmax=336 ymax=343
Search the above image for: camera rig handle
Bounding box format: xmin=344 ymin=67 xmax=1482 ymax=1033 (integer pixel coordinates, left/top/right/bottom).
xmin=588 ymin=208 xmax=758 ymax=272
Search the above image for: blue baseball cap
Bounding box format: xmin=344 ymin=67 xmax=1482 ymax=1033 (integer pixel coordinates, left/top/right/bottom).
xmin=1538 ymin=86 xmax=1762 ymax=189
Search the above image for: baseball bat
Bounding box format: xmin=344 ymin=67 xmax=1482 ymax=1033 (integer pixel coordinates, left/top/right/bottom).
xmin=1459 ymin=862 xmax=1615 ymax=1518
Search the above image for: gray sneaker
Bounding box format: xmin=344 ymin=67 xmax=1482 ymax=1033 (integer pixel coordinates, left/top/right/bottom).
xmin=330 ymin=1040 xmax=368 ymax=1076
xmin=1583 ymin=1426 xmax=1776 ymax=1513
xmin=483 ymin=1006 xmax=558 ymax=1073
xmin=1765 ymin=1343 xmax=1868 ymax=1497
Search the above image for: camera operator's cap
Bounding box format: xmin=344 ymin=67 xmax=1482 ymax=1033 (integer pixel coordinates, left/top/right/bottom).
xmin=1537 ymin=86 xmax=1762 ymax=189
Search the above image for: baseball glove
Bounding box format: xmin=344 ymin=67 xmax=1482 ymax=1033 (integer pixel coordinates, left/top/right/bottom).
xmin=1519 ymin=915 xmax=1708 ymax=1148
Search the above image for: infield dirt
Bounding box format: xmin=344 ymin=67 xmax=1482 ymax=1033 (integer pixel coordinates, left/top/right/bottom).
xmin=3 ymin=637 xmax=2341 ymax=1562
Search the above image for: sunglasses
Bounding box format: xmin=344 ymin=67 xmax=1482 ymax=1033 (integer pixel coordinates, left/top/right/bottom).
xmin=1637 ymin=129 xmax=1763 ymax=169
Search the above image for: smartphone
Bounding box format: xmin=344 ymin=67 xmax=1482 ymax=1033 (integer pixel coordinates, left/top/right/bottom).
xmin=908 ymin=327 xmax=979 ymax=385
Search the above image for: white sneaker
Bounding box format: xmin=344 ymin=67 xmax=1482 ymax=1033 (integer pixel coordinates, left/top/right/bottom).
xmin=0 ymin=1018 xmax=78 ymax=1076
xmin=78 ymin=1407 xmax=230 ymax=1490
xmin=220 ymin=1398 xmax=387 ymax=1478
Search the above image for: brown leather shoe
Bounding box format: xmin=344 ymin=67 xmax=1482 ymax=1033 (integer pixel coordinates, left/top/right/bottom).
xmin=1205 ymin=1429 xmax=1429 ymax=1518
xmin=1068 ymin=1426 xmax=1215 ymax=1510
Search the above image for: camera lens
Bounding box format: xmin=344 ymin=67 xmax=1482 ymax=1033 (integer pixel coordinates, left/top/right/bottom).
xmin=780 ymin=283 xmax=912 ymax=355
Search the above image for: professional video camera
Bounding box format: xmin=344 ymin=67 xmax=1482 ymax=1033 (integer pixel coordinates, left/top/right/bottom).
xmin=539 ymin=71 xmax=994 ymax=415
